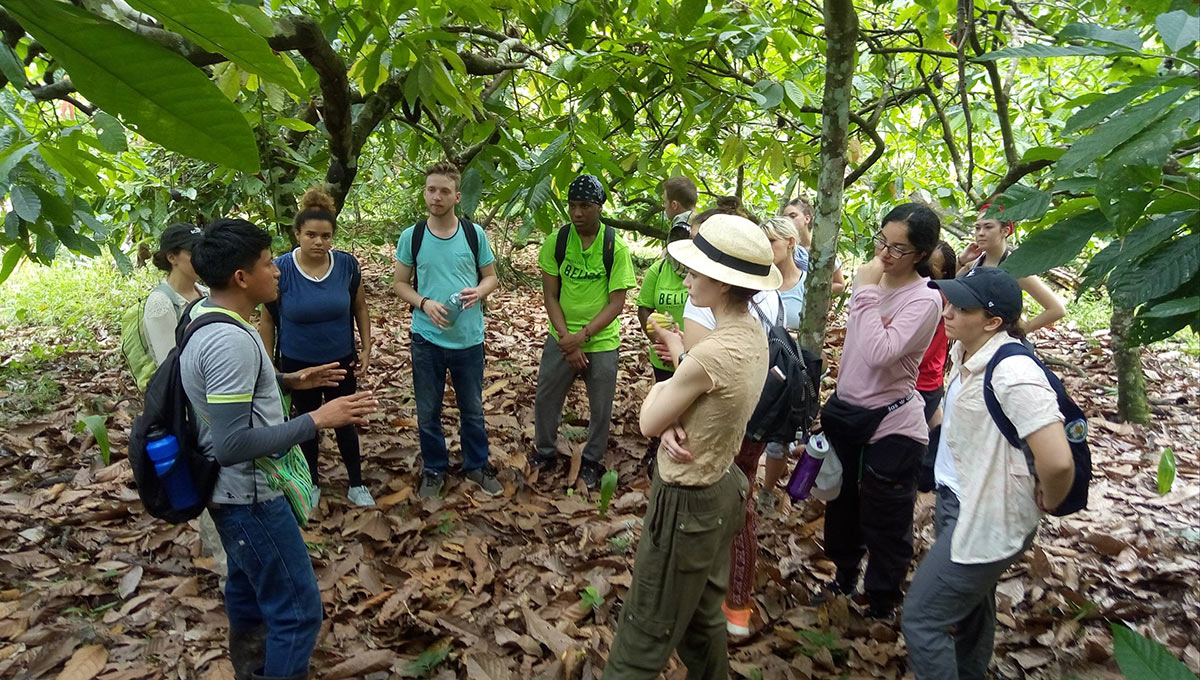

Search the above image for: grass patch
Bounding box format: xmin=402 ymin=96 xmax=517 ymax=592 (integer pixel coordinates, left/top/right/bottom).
xmin=0 ymin=257 xmax=157 ymax=340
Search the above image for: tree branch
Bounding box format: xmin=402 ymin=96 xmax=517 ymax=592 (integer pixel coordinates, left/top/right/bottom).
xmin=601 ymin=216 xmax=667 ymax=240
xmin=991 ymin=159 xmax=1054 ymax=197
xmin=971 ymin=12 xmax=1018 ymax=166
xmin=844 ymin=112 xmax=885 ymax=186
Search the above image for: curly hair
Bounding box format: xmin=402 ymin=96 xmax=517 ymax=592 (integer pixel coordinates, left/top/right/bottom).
xmin=294 ymin=186 xmax=337 ymax=233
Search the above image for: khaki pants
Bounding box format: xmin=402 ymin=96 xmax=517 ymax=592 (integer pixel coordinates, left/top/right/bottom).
xmin=604 ymin=466 xmax=748 ymax=680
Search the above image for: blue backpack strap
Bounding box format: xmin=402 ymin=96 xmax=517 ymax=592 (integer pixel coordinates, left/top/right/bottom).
xmin=982 ymin=342 xmax=1035 ymax=450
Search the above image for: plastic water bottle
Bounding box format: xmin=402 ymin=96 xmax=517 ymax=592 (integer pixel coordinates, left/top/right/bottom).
xmin=145 ymin=427 xmax=200 ymax=511
xmin=443 ymin=292 xmax=465 ymax=326
xmin=786 ymin=432 xmax=831 ymax=502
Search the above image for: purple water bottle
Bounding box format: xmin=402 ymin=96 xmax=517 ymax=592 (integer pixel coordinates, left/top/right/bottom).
xmin=786 ymin=432 xmax=831 ymax=502
xmin=145 ymin=427 xmax=200 ymax=511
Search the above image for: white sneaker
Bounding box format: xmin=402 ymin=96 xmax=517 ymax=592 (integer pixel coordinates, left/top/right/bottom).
xmin=310 ymin=487 xmax=321 ymax=510
xmin=348 ymin=485 xmax=375 ymax=507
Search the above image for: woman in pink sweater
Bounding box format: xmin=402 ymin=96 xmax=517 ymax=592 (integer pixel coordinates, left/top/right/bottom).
xmin=817 ymin=203 xmax=943 ymax=620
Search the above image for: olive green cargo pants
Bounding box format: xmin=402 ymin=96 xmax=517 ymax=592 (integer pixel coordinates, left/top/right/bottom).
xmin=604 ymin=465 xmax=748 ymax=680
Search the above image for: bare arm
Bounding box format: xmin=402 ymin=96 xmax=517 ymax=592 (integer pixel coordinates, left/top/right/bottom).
xmin=352 ymin=280 xmax=372 ymax=376
xmin=831 ymin=266 xmax=846 ymax=296
xmin=581 ymin=289 xmax=628 ymax=340
xmin=541 ymin=272 xmax=570 ymax=338
xmin=257 ymin=306 xmax=277 ymax=367
xmin=1026 ymin=421 xmax=1074 ymax=511
xmin=637 ymin=306 xmax=653 ymax=329
xmin=459 ymin=262 xmax=499 ymax=308
xmin=639 ymin=358 xmax=714 ymax=438
xmin=393 ymin=261 xmax=420 ymax=307
xmin=1019 ymin=275 xmax=1066 ymax=334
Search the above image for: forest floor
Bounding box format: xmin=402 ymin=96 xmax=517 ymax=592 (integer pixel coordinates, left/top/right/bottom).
xmin=0 ymin=242 xmax=1197 ymax=680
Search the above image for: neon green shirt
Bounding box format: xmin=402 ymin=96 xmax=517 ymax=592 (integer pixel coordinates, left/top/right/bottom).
xmin=635 ymin=258 xmax=689 ymax=370
xmin=538 ymin=225 xmax=636 ymax=353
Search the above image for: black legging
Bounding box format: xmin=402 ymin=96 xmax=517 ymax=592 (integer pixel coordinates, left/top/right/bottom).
xmin=279 ymin=354 xmax=362 ymax=487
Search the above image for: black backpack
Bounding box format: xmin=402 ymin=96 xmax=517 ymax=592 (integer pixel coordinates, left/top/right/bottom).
xmin=553 ymin=223 xmax=615 ymax=297
xmin=128 ymin=302 xmax=249 ymax=523
xmin=983 ymin=342 xmax=1092 ymax=517
xmin=744 ymin=293 xmax=823 ymax=444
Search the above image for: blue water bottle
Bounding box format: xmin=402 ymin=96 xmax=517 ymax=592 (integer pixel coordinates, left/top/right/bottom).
xmin=145 ymin=427 xmax=200 ymax=511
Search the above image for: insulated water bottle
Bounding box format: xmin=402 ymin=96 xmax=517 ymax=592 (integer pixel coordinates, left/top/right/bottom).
xmin=786 ymin=432 xmax=831 ymax=502
xmin=145 ymin=427 xmax=200 ymax=511
xmin=443 ymin=291 xmax=465 ymax=326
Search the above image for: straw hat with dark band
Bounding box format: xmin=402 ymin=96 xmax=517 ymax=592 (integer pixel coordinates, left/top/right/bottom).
xmin=667 ymin=214 xmax=782 ymax=290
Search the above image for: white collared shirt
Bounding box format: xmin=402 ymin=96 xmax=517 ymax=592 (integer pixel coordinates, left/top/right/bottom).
xmin=942 ymin=333 xmax=1062 ymax=564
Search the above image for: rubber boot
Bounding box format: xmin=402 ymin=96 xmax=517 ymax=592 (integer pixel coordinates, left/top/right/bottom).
xmin=229 ymin=624 xmax=267 ymax=680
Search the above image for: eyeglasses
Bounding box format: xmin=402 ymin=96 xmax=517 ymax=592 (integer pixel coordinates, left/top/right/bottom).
xmin=873 ymin=233 xmax=916 ymax=258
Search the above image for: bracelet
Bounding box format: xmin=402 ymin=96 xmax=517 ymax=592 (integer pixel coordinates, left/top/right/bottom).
xmin=676 ymin=351 xmax=688 ymax=366
xmin=419 ymin=297 xmax=429 ymax=312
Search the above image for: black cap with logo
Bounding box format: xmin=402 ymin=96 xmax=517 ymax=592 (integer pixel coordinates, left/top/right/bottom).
xmin=928 ymin=266 xmax=1023 ymax=323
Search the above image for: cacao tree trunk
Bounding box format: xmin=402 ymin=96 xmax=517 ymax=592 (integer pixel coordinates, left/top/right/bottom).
xmin=1111 ymin=303 xmax=1151 ymax=424
xmin=800 ymin=0 xmax=858 ymax=352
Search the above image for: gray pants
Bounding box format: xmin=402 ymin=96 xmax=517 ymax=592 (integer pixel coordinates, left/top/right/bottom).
xmin=901 ymin=486 xmax=1033 ymax=680
xmin=533 ymin=335 xmax=619 ymax=463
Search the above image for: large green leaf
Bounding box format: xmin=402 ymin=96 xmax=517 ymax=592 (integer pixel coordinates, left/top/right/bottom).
xmin=975 ymin=44 xmax=1129 ymax=61
xmin=77 ymin=414 xmax=111 ymax=465
xmin=123 ymin=0 xmax=305 ymax=96
xmin=1157 ymin=448 xmax=1178 ymax=495
xmin=1000 ymin=211 xmax=1104 ymax=279
xmin=675 ymin=0 xmax=707 ymax=36
xmin=0 ymin=42 xmax=26 ymax=88
xmin=0 ymin=0 xmax=260 ymax=172
xmin=1111 ymin=623 xmax=1196 ymax=680
xmin=459 ymin=167 xmax=483 ymax=218
xmin=1057 ymin=23 xmax=1143 ymax=51
xmin=1063 ymin=76 xmax=1184 ymax=135
xmin=8 ymin=184 xmax=40 ymax=222
xmin=1141 ymin=297 xmax=1200 ymax=319
xmin=1079 ymin=211 xmax=1194 ymax=292
xmin=1056 ymin=86 xmax=1192 ymax=176
xmin=984 ymin=185 xmax=1052 ymax=223
xmin=1107 ymin=232 xmax=1200 ymax=307
xmin=0 ymin=244 xmax=21 ymax=284
xmin=1155 ymin=10 xmax=1200 ymax=53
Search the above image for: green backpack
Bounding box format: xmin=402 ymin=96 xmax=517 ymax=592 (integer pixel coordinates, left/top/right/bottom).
xmin=121 ymin=298 xmax=157 ymax=392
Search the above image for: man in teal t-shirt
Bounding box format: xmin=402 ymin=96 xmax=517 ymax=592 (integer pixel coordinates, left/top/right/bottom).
xmin=531 ymin=174 xmax=636 ymax=488
xmin=394 ymin=162 xmax=502 ymax=500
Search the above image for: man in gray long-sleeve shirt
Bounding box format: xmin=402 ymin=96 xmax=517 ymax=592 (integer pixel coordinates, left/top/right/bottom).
xmin=182 ymin=218 xmax=375 ymax=680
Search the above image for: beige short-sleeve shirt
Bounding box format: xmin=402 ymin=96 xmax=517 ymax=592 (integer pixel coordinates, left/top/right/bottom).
xmin=656 ymin=314 xmax=768 ymax=487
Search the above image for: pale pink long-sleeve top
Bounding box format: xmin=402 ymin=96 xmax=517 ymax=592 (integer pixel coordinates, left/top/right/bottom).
xmin=835 ymin=278 xmax=943 ymax=444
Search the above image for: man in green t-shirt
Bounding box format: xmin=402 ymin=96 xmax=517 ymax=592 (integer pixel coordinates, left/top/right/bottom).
xmin=531 ymin=174 xmax=636 ymax=488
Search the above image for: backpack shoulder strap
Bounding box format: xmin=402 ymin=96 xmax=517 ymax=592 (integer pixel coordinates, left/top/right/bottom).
xmin=983 ymin=342 xmax=1037 ymax=449
xmin=775 ymin=290 xmax=785 ymax=326
xmin=410 ymin=220 xmax=428 ymax=294
xmin=749 ymin=296 xmax=771 ymax=327
xmin=554 ymin=224 xmax=571 ymax=271
xmin=460 ymin=216 xmax=483 ymax=283
xmin=602 ymin=224 xmax=615 ymax=280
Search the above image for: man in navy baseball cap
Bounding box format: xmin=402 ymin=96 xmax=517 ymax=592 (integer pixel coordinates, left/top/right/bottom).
xmin=928 ymin=266 xmax=1022 ymax=322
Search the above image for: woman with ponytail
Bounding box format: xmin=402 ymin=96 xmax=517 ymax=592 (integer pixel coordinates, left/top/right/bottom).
xmin=259 ymin=188 xmax=375 ymax=507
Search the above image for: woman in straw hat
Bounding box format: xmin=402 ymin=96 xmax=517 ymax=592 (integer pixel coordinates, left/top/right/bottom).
xmin=604 ymin=214 xmax=780 ymax=680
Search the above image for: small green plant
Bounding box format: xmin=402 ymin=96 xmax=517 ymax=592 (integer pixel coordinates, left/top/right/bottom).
xmin=597 ymin=469 xmax=619 ymax=518
xmin=406 ymin=644 xmax=451 ymax=678
xmin=608 ymin=533 xmax=632 ymax=555
xmin=796 ymin=628 xmax=847 ymax=662
xmin=747 ymin=669 xmax=764 ymax=680
xmin=437 ymin=512 xmax=455 ymax=535
xmin=77 ymin=414 xmax=112 ymax=465
xmin=1158 ymin=448 xmax=1177 ymax=496
xmin=579 ymin=586 xmax=604 ymax=611
xmin=1111 ymin=622 xmax=1196 ymax=680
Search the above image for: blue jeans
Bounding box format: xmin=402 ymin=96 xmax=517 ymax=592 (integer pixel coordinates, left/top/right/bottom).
xmin=411 ymin=333 xmax=490 ymax=473
xmin=210 ymin=496 xmax=322 ymax=677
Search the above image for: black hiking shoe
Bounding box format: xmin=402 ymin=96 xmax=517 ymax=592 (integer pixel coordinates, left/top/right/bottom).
xmin=810 ymin=575 xmax=859 ymax=606
xmin=529 ymin=451 xmax=559 ymax=472
xmin=578 ymin=459 xmax=606 ymax=490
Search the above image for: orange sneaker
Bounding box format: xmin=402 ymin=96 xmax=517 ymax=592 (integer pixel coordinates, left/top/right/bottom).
xmin=722 ymin=602 xmax=752 ymax=636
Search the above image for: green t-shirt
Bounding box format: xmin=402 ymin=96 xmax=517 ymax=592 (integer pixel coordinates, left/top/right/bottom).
xmin=635 ymin=258 xmax=689 ymax=370
xmin=538 ymin=225 xmax=636 ymax=353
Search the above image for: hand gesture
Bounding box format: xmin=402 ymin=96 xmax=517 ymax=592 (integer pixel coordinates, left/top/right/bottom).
xmin=425 ymin=300 xmax=450 ymax=328
xmin=355 ymin=346 xmax=371 ymax=379
xmin=459 ymin=287 xmax=482 ymax=309
xmin=648 ymin=321 xmax=685 ymax=366
xmin=960 ymin=242 xmax=984 ymax=265
xmin=565 ymin=348 xmax=589 ymax=371
xmin=558 ymin=330 xmax=584 ymax=355
xmin=660 ymin=423 xmax=694 ymax=463
xmin=284 ymin=362 xmax=346 ymax=391
xmin=311 ymin=392 xmax=377 ymax=429
xmin=854 ymin=257 xmax=885 ymax=288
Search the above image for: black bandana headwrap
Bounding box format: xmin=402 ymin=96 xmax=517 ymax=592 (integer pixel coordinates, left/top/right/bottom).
xmin=568 ymin=174 xmax=606 ymax=205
